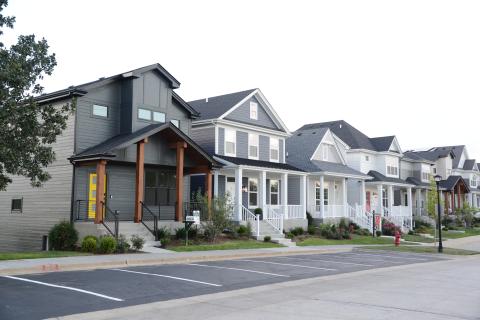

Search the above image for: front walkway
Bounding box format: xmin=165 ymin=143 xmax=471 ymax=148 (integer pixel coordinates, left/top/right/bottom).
xmin=441 ymin=235 xmax=480 ymax=251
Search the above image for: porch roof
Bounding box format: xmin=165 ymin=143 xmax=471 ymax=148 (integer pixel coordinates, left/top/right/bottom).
xmin=405 ymin=176 xmax=431 ymax=188
xmin=366 ymin=170 xmax=415 ymax=187
xmin=307 ymin=160 xmax=370 ymax=179
xmin=214 ymin=155 xmax=304 ymax=172
xmin=438 ymin=175 xmax=470 ymax=192
xmin=69 ymin=122 xmax=220 ymax=167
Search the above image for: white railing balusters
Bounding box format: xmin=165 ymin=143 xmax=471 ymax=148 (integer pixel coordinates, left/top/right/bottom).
xmin=264 ymin=206 xmax=283 ymax=234
xmin=241 ymin=205 xmax=260 ymax=237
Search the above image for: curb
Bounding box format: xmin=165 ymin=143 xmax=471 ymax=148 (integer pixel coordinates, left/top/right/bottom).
xmin=0 ymin=247 xmax=352 ymax=276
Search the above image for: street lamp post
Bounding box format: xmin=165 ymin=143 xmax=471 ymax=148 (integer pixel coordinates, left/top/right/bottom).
xmin=434 ymin=175 xmax=443 ymax=253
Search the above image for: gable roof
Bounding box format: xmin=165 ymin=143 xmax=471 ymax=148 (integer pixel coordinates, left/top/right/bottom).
xmin=463 ymin=159 xmax=477 ymax=170
xmin=367 ymin=170 xmax=414 ymax=186
xmin=408 ymin=148 xmax=455 ymax=162
xmin=439 ymin=175 xmax=470 ymax=192
xmin=298 ymin=120 xmax=400 ymax=153
xmin=402 ymin=151 xmax=434 ymax=163
xmin=405 ymin=177 xmax=431 ymax=188
xmin=188 ymin=89 xmax=256 ymax=121
xmin=214 ymin=155 xmax=303 ymax=172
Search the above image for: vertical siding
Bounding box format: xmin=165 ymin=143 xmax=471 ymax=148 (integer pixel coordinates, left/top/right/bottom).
xmin=191 ymin=126 xmax=215 ymax=155
xmin=224 ymin=95 xmax=281 ymax=131
xmin=218 ymin=127 xmax=225 ymax=155
xmin=236 ymin=131 xmax=248 ymax=158
xmin=259 ymin=135 xmax=270 ymax=161
xmin=0 ymin=102 xmax=75 ymax=251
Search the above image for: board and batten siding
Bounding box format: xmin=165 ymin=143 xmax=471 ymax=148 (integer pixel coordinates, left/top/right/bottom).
xmin=0 ymin=101 xmax=75 ymax=251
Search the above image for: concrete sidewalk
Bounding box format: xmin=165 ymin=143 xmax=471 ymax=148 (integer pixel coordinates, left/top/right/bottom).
xmin=442 ymin=235 xmax=480 ymax=251
xmin=0 ymin=245 xmax=356 ymax=276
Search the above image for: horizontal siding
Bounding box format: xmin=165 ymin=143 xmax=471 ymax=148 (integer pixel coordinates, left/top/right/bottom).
xmin=259 ymin=135 xmax=270 ymax=161
xmin=225 ymin=95 xmax=280 ymax=130
xmin=218 ymin=127 xmax=225 ymax=155
xmin=236 ymin=131 xmax=248 ymax=159
xmin=0 ymin=104 xmax=75 ymax=251
xmin=191 ymin=126 xmax=215 ymax=155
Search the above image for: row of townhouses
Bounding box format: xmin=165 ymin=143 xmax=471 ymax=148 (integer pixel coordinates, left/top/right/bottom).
xmin=1 ymin=63 xmax=479 ymax=251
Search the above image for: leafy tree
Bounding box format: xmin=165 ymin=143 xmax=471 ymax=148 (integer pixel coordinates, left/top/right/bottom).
xmin=0 ymin=0 xmax=75 ymax=190
xmin=427 ymin=177 xmax=439 ymax=219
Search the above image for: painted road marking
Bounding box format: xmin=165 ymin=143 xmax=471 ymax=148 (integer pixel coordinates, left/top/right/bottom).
xmin=275 ymin=256 xmax=374 ymax=267
xmin=2 ymin=275 xmax=123 ymax=302
xmin=110 ymin=268 xmax=222 ymax=287
xmin=341 ymin=252 xmax=428 ymax=261
xmin=188 ymin=263 xmax=290 ymax=277
xmin=236 ymin=259 xmax=337 ymax=271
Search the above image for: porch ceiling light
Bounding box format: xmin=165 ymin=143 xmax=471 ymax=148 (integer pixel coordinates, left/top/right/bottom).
xmin=434 ymin=175 xmax=442 ymax=182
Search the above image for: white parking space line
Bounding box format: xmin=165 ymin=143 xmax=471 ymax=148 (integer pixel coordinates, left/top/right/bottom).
xmin=188 ymin=263 xmax=290 ymax=277
xmin=2 ymin=275 xmax=123 ymax=302
xmin=275 ymin=256 xmax=374 ymax=267
xmin=341 ymin=252 xmax=428 ymax=261
xmin=236 ymin=259 xmax=337 ymax=271
xmin=110 ymin=268 xmax=222 ymax=287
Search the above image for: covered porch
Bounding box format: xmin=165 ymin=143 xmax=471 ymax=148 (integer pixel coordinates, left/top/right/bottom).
xmin=439 ymin=176 xmax=470 ymax=214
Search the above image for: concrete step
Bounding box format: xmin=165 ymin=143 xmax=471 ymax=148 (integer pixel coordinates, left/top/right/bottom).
xmin=118 ymin=222 xmax=155 ymax=242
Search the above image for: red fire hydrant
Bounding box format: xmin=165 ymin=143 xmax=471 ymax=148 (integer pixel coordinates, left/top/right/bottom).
xmin=394 ymin=231 xmax=401 ymax=247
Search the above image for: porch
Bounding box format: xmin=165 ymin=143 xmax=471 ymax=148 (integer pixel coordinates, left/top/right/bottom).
xmin=439 ymin=175 xmax=470 ymax=214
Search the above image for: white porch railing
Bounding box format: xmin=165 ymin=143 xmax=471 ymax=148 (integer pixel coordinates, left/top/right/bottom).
xmin=264 ymin=205 xmax=303 ymax=219
xmin=264 ymin=206 xmax=284 ymax=234
xmin=384 ymin=215 xmax=412 ymax=232
xmin=412 ymin=207 xmax=426 ymax=216
xmin=349 ymin=204 xmax=373 ymax=230
xmin=241 ymin=205 xmax=260 ymax=238
xmin=391 ymin=206 xmax=411 ymax=217
xmin=308 ymin=205 xmax=348 ymax=218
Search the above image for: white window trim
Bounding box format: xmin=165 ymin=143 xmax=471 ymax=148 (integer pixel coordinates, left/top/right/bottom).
xmin=270 ymin=137 xmax=280 ymax=163
xmin=249 ymin=101 xmax=258 ymax=120
xmin=248 ymin=133 xmax=259 ymax=160
xmin=224 ymin=128 xmax=236 ymax=157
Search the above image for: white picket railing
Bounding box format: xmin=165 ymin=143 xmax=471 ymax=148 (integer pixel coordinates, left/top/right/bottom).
xmin=384 ymin=215 xmax=413 ymax=232
xmin=241 ymin=205 xmax=260 ymax=237
xmin=348 ymin=205 xmax=373 ymax=230
xmin=264 ymin=206 xmax=283 ymax=234
xmin=308 ymin=205 xmax=348 ymax=218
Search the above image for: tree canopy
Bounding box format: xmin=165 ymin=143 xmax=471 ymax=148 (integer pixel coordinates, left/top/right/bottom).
xmin=0 ymin=0 xmax=75 ymax=190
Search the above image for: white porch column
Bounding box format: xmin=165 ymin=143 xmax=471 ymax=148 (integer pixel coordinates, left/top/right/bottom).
xmin=361 ymin=180 xmax=366 ymax=212
xmin=320 ymin=176 xmax=325 ymax=217
xmin=235 ymin=167 xmax=243 ymax=221
xmin=281 ymin=173 xmax=288 ymax=217
xmin=388 ymin=185 xmax=394 ymax=215
xmin=300 ymin=175 xmax=307 ymax=219
xmin=260 ymin=170 xmax=267 ymax=214
xmin=469 ymin=193 xmax=474 ymax=207
xmin=342 ymin=178 xmax=347 ymax=216
xmin=377 ymin=184 xmax=383 ymax=216
xmin=407 ymin=187 xmax=413 ymax=216
xmin=213 ymin=171 xmax=219 ymax=197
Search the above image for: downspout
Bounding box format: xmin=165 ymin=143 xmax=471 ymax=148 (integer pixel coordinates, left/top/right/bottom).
xmin=69 ymin=164 xmax=76 ymax=223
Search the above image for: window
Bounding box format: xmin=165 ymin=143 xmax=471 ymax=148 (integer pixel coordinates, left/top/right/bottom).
xmin=433 ymin=167 xmax=437 ymax=174
xmin=225 ymin=129 xmax=236 ymax=156
xmin=11 ymin=198 xmax=23 ymax=213
xmin=144 ymin=170 xmax=176 ymax=206
xmin=322 ymin=145 xmax=328 ymax=161
xmin=387 ymin=165 xmax=398 ymax=176
xmin=248 ymin=134 xmax=259 ymax=159
xmin=92 ymin=104 xmax=108 ymax=117
xmin=249 ymin=102 xmax=258 ymax=120
xmin=270 ymin=180 xmax=279 ymax=205
xmin=270 ymin=138 xmax=280 ymax=162
xmin=323 ymin=187 xmax=329 ymax=205
xmin=170 ymin=119 xmax=180 ymax=128
xmin=472 ymin=176 xmax=478 ymax=187
xmin=138 ymin=108 xmax=151 ymax=120
xmin=365 ymin=155 xmax=370 ymax=161
xmin=422 ymin=172 xmax=430 ymax=181
xmin=249 ymin=178 xmax=258 ymax=207
xmin=153 ymin=112 xmax=165 ymax=123
xmin=382 ymin=189 xmax=388 ymax=208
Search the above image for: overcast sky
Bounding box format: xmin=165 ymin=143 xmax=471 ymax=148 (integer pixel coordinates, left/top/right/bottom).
xmin=4 ymin=1 xmax=480 ymax=159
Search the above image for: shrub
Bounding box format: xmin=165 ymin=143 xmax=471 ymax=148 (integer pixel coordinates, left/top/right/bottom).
xmin=199 ymin=194 xmax=233 ymax=242
xmin=408 ymin=230 xmax=414 ymax=235
xmin=354 ymin=228 xmax=371 ymax=236
xmin=414 ymin=218 xmax=433 ymax=230
xmin=290 ymin=227 xmax=305 ymax=236
xmin=318 ymin=224 xmax=332 ymax=237
xmin=339 ymin=218 xmax=348 ymax=230
xmin=81 ymin=237 xmax=97 ymax=253
xmin=415 ymin=225 xmax=431 ymax=234
xmin=286 ymin=232 xmax=294 ymax=239
xmin=307 ymin=225 xmax=316 ymax=235
xmin=156 ymin=226 xmax=171 ymax=240
xmin=116 ymin=235 xmax=130 ymax=253
xmin=376 ymin=230 xmax=382 ymax=237
xmin=175 ymin=227 xmax=198 ymax=240
xmin=160 ymin=237 xmax=170 ymax=248
xmin=130 ymin=234 xmax=145 ymax=251
xmin=98 ymin=236 xmax=117 ymax=254
xmin=306 ymin=211 xmax=314 ymax=226
xmin=237 ymin=224 xmax=249 ymax=236
xmin=382 ymin=219 xmax=401 ymax=236
xmin=264 ymin=236 xmax=271 ymax=242
xmin=254 ymin=207 xmax=263 ymax=217
xmin=49 ymin=221 xmax=79 ymax=251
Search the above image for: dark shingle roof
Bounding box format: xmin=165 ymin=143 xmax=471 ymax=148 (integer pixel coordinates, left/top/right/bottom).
xmin=406 ymin=177 xmax=431 ymax=188
xmin=463 ymin=159 xmax=476 ymax=170
xmin=310 ymin=161 xmax=369 ymax=177
xmin=439 ymin=175 xmax=470 ymax=191
xmin=409 ymin=148 xmax=455 ymax=162
xmin=214 ymin=155 xmax=303 ymax=172
xmin=297 ymin=121 xmax=397 ymax=152
xmin=188 ymin=89 xmax=256 ymax=121
xmin=403 ymin=151 xmax=433 ymax=163
xmin=367 ymin=170 xmax=414 ymax=185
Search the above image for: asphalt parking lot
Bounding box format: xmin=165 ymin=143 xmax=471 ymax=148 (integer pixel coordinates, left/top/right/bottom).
xmin=0 ymin=250 xmax=446 ymax=320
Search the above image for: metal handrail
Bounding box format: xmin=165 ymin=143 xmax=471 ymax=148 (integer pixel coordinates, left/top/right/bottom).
xmin=75 ymin=200 xmax=89 ymax=221
xmin=101 ymin=201 xmax=119 ymax=239
xmin=140 ymin=201 xmax=158 ymax=241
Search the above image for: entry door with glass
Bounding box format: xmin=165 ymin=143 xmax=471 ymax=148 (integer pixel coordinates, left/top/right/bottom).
xmin=226 ymin=177 xmax=236 ymax=204
xmin=88 ymin=173 xmax=106 ymax=219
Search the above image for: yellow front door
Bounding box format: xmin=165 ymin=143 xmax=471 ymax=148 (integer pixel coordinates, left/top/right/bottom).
xmin=88 ymin=173 xmax=107 ymax=219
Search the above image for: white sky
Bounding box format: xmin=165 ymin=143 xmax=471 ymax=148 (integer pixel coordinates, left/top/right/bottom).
xmin=4 ymin=0 xmax=480 ymax=159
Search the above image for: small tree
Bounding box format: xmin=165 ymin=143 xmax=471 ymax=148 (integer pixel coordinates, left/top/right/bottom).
xmin=198 ymin=194 xmax=234 ymax=243
xmin=427 ymin=177 xmax=439 ymax=246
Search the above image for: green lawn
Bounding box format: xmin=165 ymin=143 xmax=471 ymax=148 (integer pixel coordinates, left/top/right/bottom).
xmin=296 ymin=235 xmax=398 ymax=246
xmin=0 ymin=251 xmax=90 ymax=261
xmin=359 ymin=245 xmax=479 ymax=255
xmin=402 ymin=234 xmax=435 ymax=243
xmin=168 ymin=240 xmax=283 ymax=252
xmin=439 ymin=228 xmax=480 ymax=239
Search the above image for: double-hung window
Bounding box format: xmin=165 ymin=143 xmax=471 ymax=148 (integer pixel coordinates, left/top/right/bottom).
xmin=11 ymin=198 xmax=23 ymax=213
xmin=249 ymin=178 xmax=258 ymax=207
xmin=270 ymin=138 xmax=279 ymax=162
xmin=248 ymin=134 xmax=259 ymax=159
xmin=249 ymin=102 xmax=258 ymax=120
xmin=270 ymin=180 xmax=279 ymax=205
xmin=225 ymin=129 xmax=236 ymax=156
xmin=422 ymin=172 xmax=430 ymax=181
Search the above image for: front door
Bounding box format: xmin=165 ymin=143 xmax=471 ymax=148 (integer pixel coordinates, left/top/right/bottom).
xmin=226 ymin=179 xmax=236 ymax=204
xmin=88 ymin=173 xmax=106 ymax=219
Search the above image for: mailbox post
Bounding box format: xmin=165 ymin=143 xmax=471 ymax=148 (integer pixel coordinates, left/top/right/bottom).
xmin=184 ymin=210 xmax=200 ymax=246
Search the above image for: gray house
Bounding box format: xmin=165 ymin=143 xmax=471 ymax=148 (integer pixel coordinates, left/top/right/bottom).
xmin=189 ymin=89 xmax=308 ymax=235
xmin=0 ymin=64 xmax=217 ymax=251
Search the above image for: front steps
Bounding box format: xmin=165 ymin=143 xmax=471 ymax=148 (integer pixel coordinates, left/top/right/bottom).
xmin=253 ymin=221 xmax=296 ymax=247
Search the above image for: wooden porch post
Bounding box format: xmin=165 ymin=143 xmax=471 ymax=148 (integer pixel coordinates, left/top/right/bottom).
xmin=205 ymin=171 xmax=212 ymax=219
xmin=95 ymin=160 xmax=107 ymax=224
xmin=451 ymin=192 xmax=455 ymax=213
xmin=457 ymin=185 xmax=461 ymax=209
xmin=175 ymin=142 xmax=187 ymax=221
xmin=134 ymin=139 xmax=147 ymax=223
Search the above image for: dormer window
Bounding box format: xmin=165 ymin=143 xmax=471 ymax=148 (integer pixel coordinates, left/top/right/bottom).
xmin=249 ymin=102 xmax=258 ymax=120
xmin=270 ymin=138 xmax=279 ymax=162
xmin=225 ymin=129 xmax=236 ymax=156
